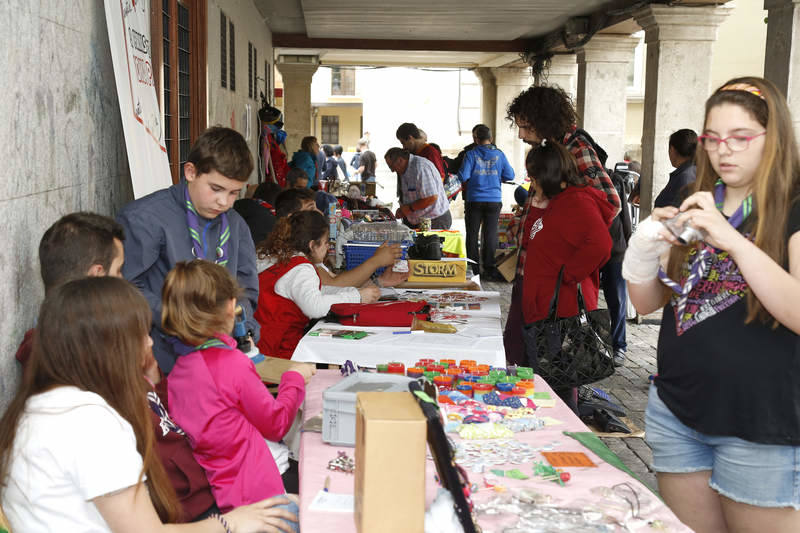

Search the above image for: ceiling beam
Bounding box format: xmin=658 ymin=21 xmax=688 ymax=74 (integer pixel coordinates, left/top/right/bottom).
xmin=272 ymin=33 xmax=532 ymax=53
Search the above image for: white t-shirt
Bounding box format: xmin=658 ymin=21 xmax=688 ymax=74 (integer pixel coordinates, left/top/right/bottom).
xmin=2 ymin=387 xmax=144 ymax=533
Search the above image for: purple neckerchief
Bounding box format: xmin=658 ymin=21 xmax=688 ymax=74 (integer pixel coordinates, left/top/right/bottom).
xmin=658 ymin=180 xmax=753 ymax=321
xmin=166 ymin=336 xmax=232 ymax=357
xmin=184 ymin=186 xmax=231 ymax=266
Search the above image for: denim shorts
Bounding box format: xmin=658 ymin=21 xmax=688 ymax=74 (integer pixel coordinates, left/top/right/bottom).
xmin=645 ymin=384 xmax=800 ymax=509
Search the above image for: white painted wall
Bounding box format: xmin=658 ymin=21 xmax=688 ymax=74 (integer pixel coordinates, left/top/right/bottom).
xmin=0 ymin=1 xmax=133 ymax=410
xmin=207 ymin=0 xmax=273 ymax=182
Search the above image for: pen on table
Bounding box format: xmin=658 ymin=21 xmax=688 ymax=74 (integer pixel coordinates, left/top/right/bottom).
xmin=324 ymin=475 xmax=330 ymax=492
xmin=392 ymin=330 xmax=423 ymax=335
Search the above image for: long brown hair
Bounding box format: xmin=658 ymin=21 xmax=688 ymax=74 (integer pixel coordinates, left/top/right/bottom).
xmin=161 ymin=260 xmax=240 ymax=346
xmin=664 ymin=76 xmax=800 ymax=324
xmin=257 ymin=210 xmax=329 ymax=264
xmin=0 ymin=277 xmax=180 ymax=522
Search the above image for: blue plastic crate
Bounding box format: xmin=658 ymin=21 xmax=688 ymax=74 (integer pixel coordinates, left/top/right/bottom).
xmin=343 ymin=240 xmax=412 ymax=275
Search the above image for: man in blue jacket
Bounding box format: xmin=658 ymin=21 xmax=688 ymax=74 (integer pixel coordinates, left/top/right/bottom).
xmin=458 ymin=125 xmax=514 ymax=280
xmin=117 ymin=126 xmax=260 ymax=374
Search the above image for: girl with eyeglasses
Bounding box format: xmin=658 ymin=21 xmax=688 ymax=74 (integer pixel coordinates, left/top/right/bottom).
xmin=623 ymin=76 xmax=800 ymax=532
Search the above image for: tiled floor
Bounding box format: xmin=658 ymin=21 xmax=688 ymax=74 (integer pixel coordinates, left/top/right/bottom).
xmin=482 ymin=278 xmax=661 ymax=492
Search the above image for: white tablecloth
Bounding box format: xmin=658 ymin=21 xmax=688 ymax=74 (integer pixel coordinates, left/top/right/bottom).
xmin=290 ymin=289 xmax=506 ymax=368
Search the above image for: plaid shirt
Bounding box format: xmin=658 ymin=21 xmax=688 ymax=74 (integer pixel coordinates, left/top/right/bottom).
xmin=514 ymin=127 xmax=620 ymax=277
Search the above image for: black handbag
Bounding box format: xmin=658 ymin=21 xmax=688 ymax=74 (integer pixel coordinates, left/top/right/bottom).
xmin=522 ymin=266 xmax=615 ymax=389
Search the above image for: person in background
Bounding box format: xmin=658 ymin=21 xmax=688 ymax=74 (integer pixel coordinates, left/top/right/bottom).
xmin=654 ymin=129 xmax=698 ymax=208
xmin=385 ymin=147 xmax=452 ymax=229
xmin=233 ymin=181 xmax=281 ymax=246
xmin=358 ymin=150 xmax=377 ymax=196
xmin=289 ymin=136 xmax=320 ymax=189
xmin=320 ymin=144 xmax=338 ymax=183
xmin=162 ymin=261 xmax=313 ymax=532
xmin=333 ymin=145 xmax=349 ymax=180
xmin=0 ymin=277 xmax=297 ymax=533
xmin=504 ymin=85 xmax=620 ymax=366
xmin=396 ymin=122 xmax=446 ymax=181
xmin=446 ymin=123 xmax=484 ymax=176
xmin=275 ymin=188 xmax=318 ymax=218
xmin=458 ymin=124 xmax=515 ymax=279
xmin=350 ymin=139 xmax=368 ymax=176
xmin=286 ymin=168 xmax=309 ymax=190
xmin=521 ymin=140 xmax=614 ymax=412
xmin=117 ymin=126 xmax=260 ymax=375
xmin=624 ymin=76 xmax=800 ymax=533
xmin=254 ymin=211 xmax=380 ymax=358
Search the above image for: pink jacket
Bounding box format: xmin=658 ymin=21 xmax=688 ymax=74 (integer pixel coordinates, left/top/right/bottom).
xmin=167 ymin=334 xmax=305 ymax=511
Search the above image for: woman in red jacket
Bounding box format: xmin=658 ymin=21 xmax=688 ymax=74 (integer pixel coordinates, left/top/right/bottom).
xmin=521 ymin=140 xmax=615 ymax=411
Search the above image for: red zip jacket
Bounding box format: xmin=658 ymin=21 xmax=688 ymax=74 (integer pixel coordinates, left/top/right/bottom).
xmin=521 ymin=186 xmax=615 ymax=324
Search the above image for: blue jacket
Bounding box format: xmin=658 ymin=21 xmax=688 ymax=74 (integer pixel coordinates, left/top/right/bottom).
xmin=117 ymin=181 xmax=260 ymax=374
xmin=654 ymin=161 xmax=697 ymax=208
xmin=290 ymin=150 xmax=317 ymax=188
xmin=458 ymin=144 xmax=515 ymax=202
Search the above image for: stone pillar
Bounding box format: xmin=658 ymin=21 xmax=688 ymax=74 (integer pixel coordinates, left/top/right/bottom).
xmin=474 ymin=68 xmax=497 ymax=135
xmin=276 ymin=55 xmax=319 ymax=153
xmin=633 ymin=5 xmax=731 ymax=217
xmin=543 ymin=53 xmax=578 ymax=103
xmin=764 ymin=0 xmax=800 ymax=140
xmin=492 ymin=67 xmax=535 ymax=178
xmin=576 ymin=35 xmax=639 ymax=167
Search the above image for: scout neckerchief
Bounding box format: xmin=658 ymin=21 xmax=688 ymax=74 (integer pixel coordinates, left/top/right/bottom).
xmin=167 ymin=335 xmax=233 ymax=358
xmin=194 ymin=337 xmax=232 ymax=351
xmin=184 ymin=186 xmax=230 ymax=265
xmin=658 ymin=179 xmax=753 ymax=322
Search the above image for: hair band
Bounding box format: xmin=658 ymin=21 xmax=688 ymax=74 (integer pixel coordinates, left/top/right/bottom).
xmin=719 ymin=83 xmax=765 ymax=101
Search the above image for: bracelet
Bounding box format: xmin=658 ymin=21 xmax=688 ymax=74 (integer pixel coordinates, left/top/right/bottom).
xmin=210 ymin=513 xmax=232 ymax=533
xmin=371 ymin=271 xmax=383 ymax=288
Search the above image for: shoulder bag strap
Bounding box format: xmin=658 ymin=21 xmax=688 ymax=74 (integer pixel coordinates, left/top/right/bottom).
xmin=546 ymin=266 xmax=566 ymax=321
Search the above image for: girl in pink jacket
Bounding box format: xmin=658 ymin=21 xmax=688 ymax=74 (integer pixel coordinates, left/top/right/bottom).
xmin=162 ymin=260 xmax=314 ymax=528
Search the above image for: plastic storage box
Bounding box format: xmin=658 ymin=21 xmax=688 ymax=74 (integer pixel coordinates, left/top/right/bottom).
xmin=322 ymin=372 xmax=414 ymax=446
xmin=343 ymin=240 xmax=412 ymax=275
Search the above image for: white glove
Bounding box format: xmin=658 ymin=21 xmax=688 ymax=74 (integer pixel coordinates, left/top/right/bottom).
xmin=622 ymin=216 xmax=672 ymax=284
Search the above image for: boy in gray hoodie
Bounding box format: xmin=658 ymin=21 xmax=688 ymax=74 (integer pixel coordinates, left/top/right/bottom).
xmin=117 ymin=127 xmax=259 ymax=373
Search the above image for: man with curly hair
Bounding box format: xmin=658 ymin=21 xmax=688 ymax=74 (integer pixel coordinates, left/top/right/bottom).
xmin=503 ymin=85 xmax=622 ymax=369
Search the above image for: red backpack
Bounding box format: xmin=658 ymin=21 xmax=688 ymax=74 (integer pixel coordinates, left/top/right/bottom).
xmin=328 ymin=301 xmax=430 ymax=327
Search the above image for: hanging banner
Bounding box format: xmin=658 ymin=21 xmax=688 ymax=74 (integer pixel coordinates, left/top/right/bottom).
xmin=104 ymin=0 xmax=171 ymax=198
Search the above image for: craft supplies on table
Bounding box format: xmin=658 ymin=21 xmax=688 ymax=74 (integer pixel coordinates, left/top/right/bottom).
xmin=297 ymin=370 xmax=691 ymax=532
xmin=321 ymin=372 xmax=413 ymax=446
xmin=291 ymin=289 xmax=506 ymax=368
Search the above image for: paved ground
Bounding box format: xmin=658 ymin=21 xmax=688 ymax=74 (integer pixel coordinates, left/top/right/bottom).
xmin=481 ymin=278 xmax=662 ymax=493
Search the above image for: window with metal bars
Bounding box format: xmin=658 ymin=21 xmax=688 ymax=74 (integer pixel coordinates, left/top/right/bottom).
xmin=321 ymin=116 xmax=339 ymax=144
xmin=248 ymin=42 xmax=253 ymax=98
xmin=220 ymin=11 xmax=227 ymax=88
xmin=152 ymin=0 xmax=207 ymax=183
xmin=229 ymin=21 xmax=235 ymax=91
xmin=330 ymin=67 xmax=355 ymax=96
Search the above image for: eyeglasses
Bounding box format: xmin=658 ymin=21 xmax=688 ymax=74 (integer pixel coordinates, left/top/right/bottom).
xmin=698 ymin=131 xmax=766 ymax=152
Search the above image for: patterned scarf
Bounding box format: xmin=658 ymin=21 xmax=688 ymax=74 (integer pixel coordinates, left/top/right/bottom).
xmin=184 ymin=186 xmax=230 ymax=265
xmin=658 ymin=180 xmax=753 ymax=321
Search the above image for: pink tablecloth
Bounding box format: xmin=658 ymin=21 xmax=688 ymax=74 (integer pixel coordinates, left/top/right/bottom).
xmin=298 ymin=370 xmax=690 ymax=531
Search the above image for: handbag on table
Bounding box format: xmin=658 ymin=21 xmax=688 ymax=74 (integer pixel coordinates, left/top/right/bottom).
xmin=328 ymin=300 xmax=430 ymax=327
xmin=522 ymin=266 xmax=615 ymax=390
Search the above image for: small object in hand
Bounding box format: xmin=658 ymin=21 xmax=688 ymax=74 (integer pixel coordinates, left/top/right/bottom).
xmin=662 ymin=216 xmax=706 ymax=245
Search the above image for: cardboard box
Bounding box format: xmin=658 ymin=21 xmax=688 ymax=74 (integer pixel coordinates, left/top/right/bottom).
xmin=355 ymin=392 xmax=426 ymax=533
xmin=407 ymin=259 xmax=468 ymax=283
xmin=495 ymin=249 xmax=519 ymax=282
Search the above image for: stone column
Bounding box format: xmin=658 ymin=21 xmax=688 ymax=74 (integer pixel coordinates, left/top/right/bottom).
xmin=474 ymin=68 xmax=497 ymax=135
xmin=492 ymin=67 xmax=535 ymax=178
xmin=633 ymin=5 xmax=731 ymax=217
xmin=543 ymin=53 xmax=578 ymax=103
xmin=276 ymin=55 xmax=319 ymax=153
xmin=764 ymin=0 xmax=800 ymax=140
xmin=576 ymin=35 xmax=639 ymax=167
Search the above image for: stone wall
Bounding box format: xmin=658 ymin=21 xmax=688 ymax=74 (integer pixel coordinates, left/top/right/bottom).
xmin=0 ymin=1 xmax=133 ymax=411
xmin=207 ymin=0 xmax=273 ymax=182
